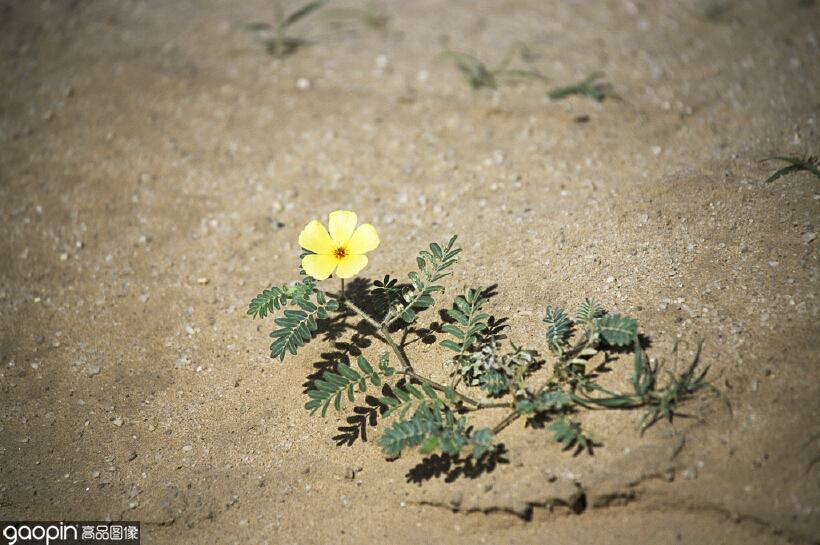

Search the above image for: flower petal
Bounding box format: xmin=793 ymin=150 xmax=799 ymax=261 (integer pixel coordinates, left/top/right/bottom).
xmin=298 ymin=220 xmax=336 ymax=255
xmin=302 ymin=254 xmax=338 ymax=280
xmin=328 ymin=210 xmax=358 ymax=245
xmin=335 ymin=254 xmax=368 ymax=279
xmin=347 ymin=224 xmax=380 ymax=255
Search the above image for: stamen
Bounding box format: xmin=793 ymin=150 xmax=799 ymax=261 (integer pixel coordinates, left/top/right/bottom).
xmin=334 ymin=246 xmax=347 ymax=259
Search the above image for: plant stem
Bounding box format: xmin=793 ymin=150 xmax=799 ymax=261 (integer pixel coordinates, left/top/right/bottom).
xmin=399 ymin=370 xmax=513 ymax=410
xmin=332 ymin=293 xmax=415 ymax=372
xmin=383 ymin=291 xmax=425 ymax=328
xmin=490 ymin=334 xmax=604 ymax=434
xmin=476 ymin=401 xmax=514 ymax=409
xmin=400 ymin=369 xmax=478 ymax=406
xmin=328 ymin=290 xmax=509 ymax=411
xmin=334 ymin=292 xmax=379 ymax=328
xmin=380 ymin=325 xmax=414 ymax=372
xmin=492 ymin=411 xmax=521 ymax=434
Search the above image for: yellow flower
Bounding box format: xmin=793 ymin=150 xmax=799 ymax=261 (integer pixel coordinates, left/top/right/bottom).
xmin=298 ymin=210 xmax=380 ymax=280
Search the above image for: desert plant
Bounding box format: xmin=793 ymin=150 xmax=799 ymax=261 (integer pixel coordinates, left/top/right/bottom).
xmin=241 ymin=0 xmax=328 ymax=57
xmin=547 ymin=72 xmax=618 ymax=102
xmin=249 ymin=210 xmax=725 ymax=462
xmin=761 ymin=155 xmax=820 ymax=183
xmin=441 ymin=50 xmax=549 ymax=91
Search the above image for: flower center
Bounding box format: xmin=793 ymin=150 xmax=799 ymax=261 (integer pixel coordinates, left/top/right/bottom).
xmin=334 ymin=246 xmax=347 ymax=259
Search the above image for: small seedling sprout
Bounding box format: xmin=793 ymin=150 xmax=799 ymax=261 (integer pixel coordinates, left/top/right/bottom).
xmin=241 ymin=0 xmax=328 ymax=57
xmin=761 ymin=155 xmax=820 ymax=183
xmin=441 ymin=48 xmax=549 ymax=91
xmin=547 ymin=72 xmax=618 ymax=102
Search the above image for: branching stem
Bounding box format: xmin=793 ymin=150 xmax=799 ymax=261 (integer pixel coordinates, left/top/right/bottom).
xmin=399 ymin=369 xmax=478 ymax=407
xmin=489 ymin=334 xmax=596 ymax=434
xmin=492 ymin=411 xmax=521 ymax=434
xmin=332 ymin=288 xmax=415 ymax=373
xmin=384 ymin=291 xmax=423 ymax=328
xmin=329 ymin=285 xmax=511 ymax=411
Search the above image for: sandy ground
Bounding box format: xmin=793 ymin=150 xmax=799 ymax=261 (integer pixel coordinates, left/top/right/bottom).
xmin=1 ymin=0 xmax=818 ymax=543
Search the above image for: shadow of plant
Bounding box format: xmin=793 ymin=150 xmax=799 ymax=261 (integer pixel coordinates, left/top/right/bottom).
xmin=302 ymin=330 xmax=373 ymax=395
xmin=405 ymin=444 xmax=509 ymax=484
xmin=333 ymin=394 xmax=388 ymax=446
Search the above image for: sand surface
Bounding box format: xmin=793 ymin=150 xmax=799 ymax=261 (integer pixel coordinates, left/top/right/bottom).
xmin=1 ymin=1 xmax=818 ymax=543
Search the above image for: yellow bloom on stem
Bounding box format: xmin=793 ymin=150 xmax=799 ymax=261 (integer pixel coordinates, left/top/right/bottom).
xmin=298 ymin=210 xmax=380 ymax=280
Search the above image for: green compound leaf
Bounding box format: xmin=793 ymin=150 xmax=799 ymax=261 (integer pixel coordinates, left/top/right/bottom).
xmin=575 ymin=297 xmax=604 ymax=325
xmin=379 ymin=381 xmax=441 ymax=420
xmin=251 ymin=277 xmax=338 ymax=362
xmin=598 ymin=314 xmax=638 ymax=346
xmin=393 ymin=236 xmax=462 ymax=324
xmin=378 ymin=414 xmax=440 ymax=457
xmin=378 ymin=404 xmax=495 ymax=459
xmin=468 ymin=428 xmax=494 ymax=459
xmin=441 ymin=287 xmax=491 ymax=356
xmin=548 ymin=418 xmax=590 ymax=451
xmin=304 ymin=356 xmax=386 ymax=416
xmin=248 ymin=277 xmax=317 ymax=319
xmin=544 ymin=306 xmax=571 ymax=352
xmin=268 ymin=295 xmax=338 ymax=361
xmin=516 ymin=390 xmax=574 ymax=415
xmin=479 ymin=370 xmax=509 ymax=396
xmin=248 ymin=287 xmax=289 ymax=319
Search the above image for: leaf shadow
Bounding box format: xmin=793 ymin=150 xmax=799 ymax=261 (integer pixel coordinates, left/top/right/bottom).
xmin=316 ymin=311 xmax=348 ymax=342
xmin=301 ymin=335 xmax=372 ymax=394
xmin=332 ymin=394 xmax=388 ymax=446
xmin=405 ymin=444 xmax=509 ymax=484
